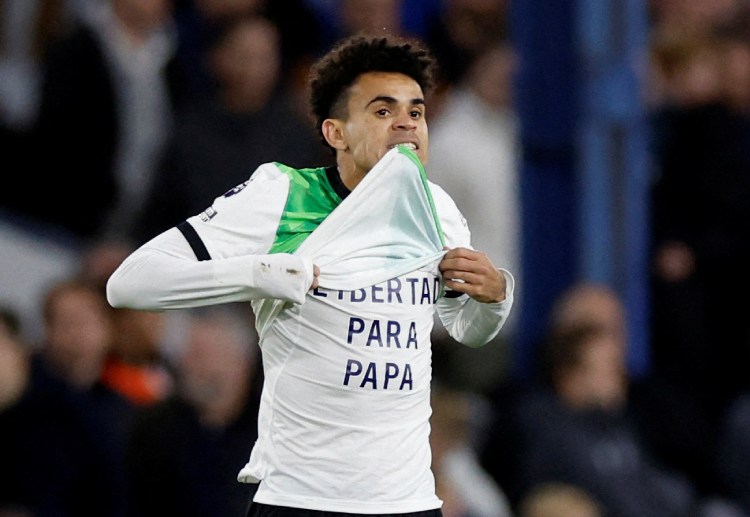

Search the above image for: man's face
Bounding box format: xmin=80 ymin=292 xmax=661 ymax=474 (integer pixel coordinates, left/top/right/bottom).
xmin=337 ymin=71 xmax=429 ymax=178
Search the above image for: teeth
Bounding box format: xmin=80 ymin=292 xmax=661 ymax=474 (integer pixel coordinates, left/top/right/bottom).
xmin=392 ymin=143 xmax=417 ymax=150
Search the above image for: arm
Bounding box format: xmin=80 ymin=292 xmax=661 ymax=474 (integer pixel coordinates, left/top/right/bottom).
xmin=430 ymin=182 xmax=515 ymax=347
xmin=107 ymin=164 xmax=317 ymax=311
xmin=106 ymin=228 xmax=316 ymax=310
xmin=438 ymin=258 xmax=515 ymax=348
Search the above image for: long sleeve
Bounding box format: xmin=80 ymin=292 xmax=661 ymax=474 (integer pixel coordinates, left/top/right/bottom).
xmin=429 ymin=181 xmax=516 ymax=348
xmin=437 ymin=269 xmax=515 ymax=348
xmin=106 ymin=227 xmax=315 ymax=310
xmin=106 ymin=162 xmax=316 ymax=311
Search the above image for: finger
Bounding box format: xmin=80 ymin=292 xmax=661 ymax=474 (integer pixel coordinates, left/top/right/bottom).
xmin=444 ymin=278 xmax=500 ymax=303
xmin=310 ymin=265 xmax=320 ymax=290
xmin=442 ymin=270 xmax=483 ymax=285
xmin=439 ymin=254 xmax=471 ymax=269
xmin=443 ymin=247 xmax=472 ymax=260
xmin=440 ymin=257 xmax=485 ymax=274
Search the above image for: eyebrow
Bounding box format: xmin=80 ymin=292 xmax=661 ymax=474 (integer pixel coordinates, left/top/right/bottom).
xmin=365 ymin=96 xmax=426 ymax=108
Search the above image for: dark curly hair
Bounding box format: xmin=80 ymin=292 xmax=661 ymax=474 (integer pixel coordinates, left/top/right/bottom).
xmin=309 ymin=33 xmax=438 ymax=151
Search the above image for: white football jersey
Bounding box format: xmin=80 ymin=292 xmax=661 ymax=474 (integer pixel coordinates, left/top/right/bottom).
xmin=106 ymin=147 xmax=514 ymax=513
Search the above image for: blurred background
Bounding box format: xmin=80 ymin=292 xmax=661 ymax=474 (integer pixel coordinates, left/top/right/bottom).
xmin=2 ymin=0 xmax=750 ymax=516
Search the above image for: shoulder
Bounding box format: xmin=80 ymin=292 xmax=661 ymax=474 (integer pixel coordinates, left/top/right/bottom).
xmin=272 ymin=162 xmax=329 ymax=187
xmin=187 ymin=163 xmax=295 ymax=256
xmin=213 ymin=162 xmax=329 ymax=207
xmin=211 ymin=163 xmax=291 ymax=206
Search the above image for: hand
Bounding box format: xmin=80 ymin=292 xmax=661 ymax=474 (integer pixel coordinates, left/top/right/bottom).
xmin=439 ymin=247 xmax=506 ymax=303
xmin=311 ymin=265 xmax=320 ymax=290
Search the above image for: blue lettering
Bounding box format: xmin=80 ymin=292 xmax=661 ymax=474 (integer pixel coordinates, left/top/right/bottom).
xmin=351 ymin=289 xmax=366 ymax=302
xmin=347 ymin=317 xmax=365 ymax=344
xmin=420 ymin=277 xmax=431 ymax=304
xmin=312 ymin=287 xmax=327 ymax=297
xmin=387 ymin=278 xmax=403 ymax=303
xmin=343 ymin=359 xmax=362 ymax=385
xmin=361 ymin=362 xmax=377 ymax=389
xmin=406 ymin=322 xmax=418 ymax=349
xmin=384 ymin=362 xmax=399 ymax=389
xmin=400 ymin=364 xmax=413 ymax=390
xmin=366 ymin=320 xmax=383 ymax=347
xmin=342 ymin=360 xmax=414 ymax=390
xmin=406 ymin=278 xmax=419 ymax=303
xmin=371 ymin=284 xmax=384 ymax=303
xmin=349 ymin=318 xmax=416 ymax=348
xmin=387 ymin=320 xmax=401 ymax=348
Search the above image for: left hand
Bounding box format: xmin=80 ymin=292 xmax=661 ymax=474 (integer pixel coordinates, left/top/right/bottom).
xmin=439 ymin=247 xmax=507 ymax=303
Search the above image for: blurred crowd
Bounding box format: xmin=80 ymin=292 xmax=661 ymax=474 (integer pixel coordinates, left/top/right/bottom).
xmin=1 ymin=0 xmax=750 ymax=516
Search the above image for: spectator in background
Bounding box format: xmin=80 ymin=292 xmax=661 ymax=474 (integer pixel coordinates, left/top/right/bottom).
xmin=19 ymin=0 xmax=187 ymax=244
xmin=137 ymin=15 xmax=330 ymax=242
xmin=37 ymin=278 xmax=137 ymax=516
xmin=425 ymin=0 xmax=509 ymax=87
xmin=648 ymin=9 xmax=750 ymax=435
xmin=428 ymin=41 xmax=520 ymax=397
xmin=545 ymin=283 xmax=626 ymax=342
xmin=0 ymin=282 xmax=129 ymax=516
xmin=546 ymin=283 xmax=720 ymax=499
xmin=101 ymin=306 xmax=174 ymax=406
xmin=171 ymin=0 xmax=323 ymax=104
xmin=511 ymin=322 xmax=702 ymax=517
xmin=125 ymin=306 xmax=262 ymax=517
xmin=39 ymin=279 xmax=113 ymax=390
xmin=78 ymin=237 xmax=179 ymax=407
xmin=482 ymin=282 xmax=741 ymax=514
xmin=77 ymin=237 xmax=178 ymax=406
xmin=0 ymin=0 xmax=78 ymax=153
xmin=519 ymin=281 xmax=748 ymax=516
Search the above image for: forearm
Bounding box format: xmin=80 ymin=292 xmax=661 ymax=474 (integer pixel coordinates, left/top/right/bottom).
xmin=438 ymin=269 xmax=515 ymax=348
xmin=106 ymin=228 xmax=314 ymax=310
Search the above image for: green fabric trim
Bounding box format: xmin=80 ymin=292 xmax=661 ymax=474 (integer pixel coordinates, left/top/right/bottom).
xmin=397 ymin=146 xmax=446 ymax=247
xmin=268 ymin=163 xmax=343 ymax=254
xmin=269 ymin=150 xmax=445 ymax=254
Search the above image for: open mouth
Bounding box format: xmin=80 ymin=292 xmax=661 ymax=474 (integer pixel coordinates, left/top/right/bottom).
xmin=389 ymin=142 xmax=418 ymax=150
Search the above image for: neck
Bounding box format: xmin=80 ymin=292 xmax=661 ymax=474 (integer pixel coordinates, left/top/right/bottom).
xmin=336 ymin=157 xmax=366 ymax=191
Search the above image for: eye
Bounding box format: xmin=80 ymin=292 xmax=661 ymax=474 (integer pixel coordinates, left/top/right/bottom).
xmin=410 ymin=110 xmax=423 ymax=119
xmin=376 ymin=108 xmax=391 ymax=117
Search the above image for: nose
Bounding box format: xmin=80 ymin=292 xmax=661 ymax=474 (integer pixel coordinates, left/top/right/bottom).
xmin=393 ymin=110 xmax=417 ymax=131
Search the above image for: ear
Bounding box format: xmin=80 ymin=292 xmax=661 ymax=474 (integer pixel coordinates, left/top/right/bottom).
xmin=322 ymin=119 xmax=348 ymax=151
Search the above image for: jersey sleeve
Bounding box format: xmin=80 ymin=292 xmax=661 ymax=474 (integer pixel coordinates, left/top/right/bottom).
xmin=106 ymin=164 xmax=316 ymax=310
xmin=430 ymin=181 xmax=516 ymax=347
xmin=186 ymin=163 xmax=291 ymax=258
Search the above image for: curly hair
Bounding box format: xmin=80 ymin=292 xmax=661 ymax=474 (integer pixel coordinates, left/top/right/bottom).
xmin=309 ymin=33 xmax=438 ymax=150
